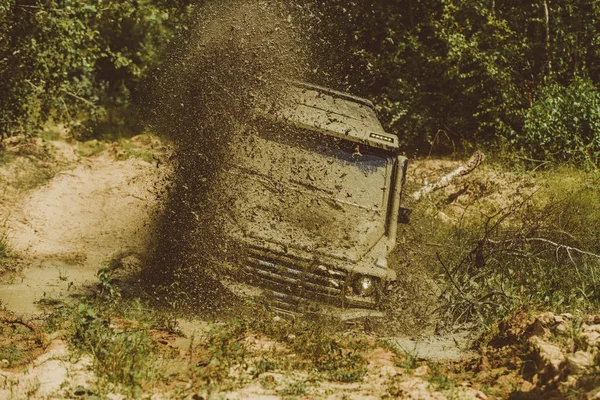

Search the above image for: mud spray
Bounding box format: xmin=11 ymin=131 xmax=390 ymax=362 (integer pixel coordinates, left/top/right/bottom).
xmin=144 ymin=0 xmax=311 ymax=315
xmin=143 ymin=1 xmax=437 ymax=336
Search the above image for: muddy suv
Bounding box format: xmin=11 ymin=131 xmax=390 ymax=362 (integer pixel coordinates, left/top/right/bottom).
xmin=220 ymin=82 xmax=408 ymax=319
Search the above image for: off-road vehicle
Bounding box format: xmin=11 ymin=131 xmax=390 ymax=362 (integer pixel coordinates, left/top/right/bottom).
xmin=220 ymin=82 xmax=408 ymax=319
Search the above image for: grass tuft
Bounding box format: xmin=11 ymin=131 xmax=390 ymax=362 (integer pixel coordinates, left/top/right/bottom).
xmin=71 ymin=301 xmax=156 ymax=392
xmin=0 ymin=230 xmax=11 ymax=263
xmin=76 ymin=140 xmax=105 ymax=157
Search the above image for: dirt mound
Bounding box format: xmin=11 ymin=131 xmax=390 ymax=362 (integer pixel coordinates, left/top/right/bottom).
xmin=407 ymin=157 xmax=538 ymax=224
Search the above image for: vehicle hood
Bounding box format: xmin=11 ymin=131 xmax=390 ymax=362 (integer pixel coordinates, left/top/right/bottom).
xmin=218 ymin=127 xmax=393 ymax=263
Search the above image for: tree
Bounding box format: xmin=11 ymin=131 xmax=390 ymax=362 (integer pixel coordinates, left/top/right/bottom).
xmin=0 ymin=0 xmax=192 ymax=138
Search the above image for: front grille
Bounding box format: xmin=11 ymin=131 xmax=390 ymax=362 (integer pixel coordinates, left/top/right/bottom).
xmin=243 ymin=246 xmax=349 ymax=310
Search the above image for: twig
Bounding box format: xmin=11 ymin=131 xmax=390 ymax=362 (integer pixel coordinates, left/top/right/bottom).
xmin=525 ymin=237 xmax=600 ymax=259
xmin=59 ymin=96 xmax=73 ymax=123
xmin=436 ymin=252 xmax=465 ymax=297
xmin=1 ymin=317 xmax=36 ymax=331
xmin=24 ymin=79 xmax=43 ymax=92
xmin=488 ymin=237 xmax=600 ymax=260
xmin=61 ymin=89 xmax=96 ymax=107
xmin=503 ymin=155 xmax=550 ymax=164
xmin=543 ymin=0 xmax=551 ymax=72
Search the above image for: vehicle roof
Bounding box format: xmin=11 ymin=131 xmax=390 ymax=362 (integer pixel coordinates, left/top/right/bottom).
xmin=265 ymin=82 xmax=399 ymax=151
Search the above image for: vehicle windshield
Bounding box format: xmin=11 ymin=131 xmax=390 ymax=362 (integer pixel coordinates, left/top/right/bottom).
xmin=220 ymin=122 xmax=393 ymax=260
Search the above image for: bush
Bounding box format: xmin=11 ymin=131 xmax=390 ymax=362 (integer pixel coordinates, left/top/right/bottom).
xmin=521 ymin=77 xmax=600 ymax=165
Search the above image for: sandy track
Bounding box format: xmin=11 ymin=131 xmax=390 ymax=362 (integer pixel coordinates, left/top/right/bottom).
xmin=0 ymin=147 xmax=167 ymax=314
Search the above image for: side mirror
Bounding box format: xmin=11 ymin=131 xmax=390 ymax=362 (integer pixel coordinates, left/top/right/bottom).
xmin=398 ymin=206 xmax=411 ymax=224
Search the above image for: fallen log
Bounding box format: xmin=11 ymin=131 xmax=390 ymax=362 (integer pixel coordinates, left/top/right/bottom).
xmin=413 ymin=151 xmax=485 ymax=201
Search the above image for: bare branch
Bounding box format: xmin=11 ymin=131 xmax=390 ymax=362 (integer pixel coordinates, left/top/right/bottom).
xmin=487 ymin=236 xmax=600 ymax=262
xmin=525 ymin=237 xmax=600 ymax=260
xmin=1 ymin=317 xmax=36 ymax=331
xmin=436 ymin=252 xmax=465 ymax=297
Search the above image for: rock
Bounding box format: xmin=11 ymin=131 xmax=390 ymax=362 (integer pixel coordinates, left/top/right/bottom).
xmin=0 ymin=359 xmax=9 ymax=368
xmin=558 ymin=375 xmax=579 ymax=395
xmin=536 ymin=312 xmax=557 ymax=326
xmin=580 ymin=330 xmax=600 ymax=349
xmin=527 ymin=319 xmax=550 ymax=338
xmin=560 ymin=313 xmax=573 ymax=320
xmin=555 ymin=323 xmax=568 ymax=335
xmin=520 ymin=380 xmax=535 ymax=393
xmin=33 ymin=339 xmax=68 ymax=367
xmin=380 ymin=365 xmax=398 ymax=377
xmin=586 ymin=387 xmax=600 ymax=399
xmin=529 ymin=336 xmax=565 ymax=381
xmin=30 ymin=359 xmax=69 ymax=397
xmin=459 ymin=387 xmax=489 ymax=399
xmin=585 ymin=315 xmax=600 ymax=324
xmin=566 ymin=351 xmax=594 ymax=374
xmin=583 ymin=324 xmax=600 ymax=333
xmin=413 ymin=365 xmax=430 ymax=377
xmin=475 ymin=355 xmax=491 ymax=372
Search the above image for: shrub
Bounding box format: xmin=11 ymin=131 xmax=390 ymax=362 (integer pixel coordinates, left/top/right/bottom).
xmin=0 ymin=1 xmax=192 ymax=139
xmin=521 ymin=76 xmax=600 ymax=166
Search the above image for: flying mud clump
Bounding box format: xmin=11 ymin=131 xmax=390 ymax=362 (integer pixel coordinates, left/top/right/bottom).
xmin=144 ymin=0 xmax=310 ymax=314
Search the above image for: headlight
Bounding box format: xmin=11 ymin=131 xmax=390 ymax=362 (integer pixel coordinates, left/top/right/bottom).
xmin=353 ymin=276 xmax=376 ymax=297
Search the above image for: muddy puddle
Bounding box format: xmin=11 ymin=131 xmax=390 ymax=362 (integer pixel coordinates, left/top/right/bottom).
xmin=0 ymin=259 xmax=95 ymax=314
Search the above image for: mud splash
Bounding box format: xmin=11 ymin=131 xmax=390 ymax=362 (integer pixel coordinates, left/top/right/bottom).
xmin=144 ymin=0 xmax=311 ymax=314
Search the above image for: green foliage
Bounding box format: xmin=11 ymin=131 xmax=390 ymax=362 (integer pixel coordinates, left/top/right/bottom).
xmin=311 ymin=0 xmax=600 ymax=162
xmin=96 ymin=265 xmax=120 ymax=301
xmin=76 ymin=140 xmax=106 ymax=157
xmin=427 ymin=363 xmax=456 ymax=392
xmin=0 ymin=344 xmax=24 ymax=366
xmin=317 ymin=351 xmax=366 ymax=382
xmin=0 ymin=0 xmax=192 ymax=139
xmin=394 ymin=345 xmax=419 ymax=373
xmin=279 ymin=380 xmax=308 ymax=397
xmin=72 ymin=301 xmax=156 ymax=391
xmin=3 ymin=0 xmax=600 ymax=163
xmin=0 ymin=231 xmax=9 ymax=259
xmin=247 ymin=312 xmax=369 ymax=383
xmin=114 ymin=139 xmax=155 ymax=163
xmin=67 ymin=268 xmax=177 ymax=392
xmin=522 ymin=77 xmax=600 ymax=165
